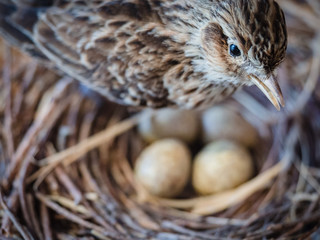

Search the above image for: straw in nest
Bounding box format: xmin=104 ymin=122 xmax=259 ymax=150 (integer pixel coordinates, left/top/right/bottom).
xmin=1 ymin=0 xmax=320 ymax=239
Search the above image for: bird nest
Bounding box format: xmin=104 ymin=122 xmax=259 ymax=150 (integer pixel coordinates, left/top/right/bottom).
xmin=1 ymin=1 xmax=320 ymax=239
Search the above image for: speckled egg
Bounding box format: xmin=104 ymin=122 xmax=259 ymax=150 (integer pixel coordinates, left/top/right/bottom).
xmin=192 ymin=140 xmax=253 ymax=195
xmin=134 ymin=139 xmax=191 ymax=198
xmin=138 ymin=108 xmax=199 ymax=144
xmin=201 ymin=106 xmax=258 ymax=147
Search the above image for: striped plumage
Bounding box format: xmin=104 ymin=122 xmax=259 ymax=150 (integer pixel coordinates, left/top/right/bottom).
xmin=0 ymin=0 xmax=287 ymax=109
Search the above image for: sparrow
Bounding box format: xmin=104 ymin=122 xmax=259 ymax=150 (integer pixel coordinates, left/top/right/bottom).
xmin=0 ymin=0 xmax=287 ymax=109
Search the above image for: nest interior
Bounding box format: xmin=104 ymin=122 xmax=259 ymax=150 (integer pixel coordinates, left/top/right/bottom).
xmin=1 ymin=0 xmax=320 ymax=239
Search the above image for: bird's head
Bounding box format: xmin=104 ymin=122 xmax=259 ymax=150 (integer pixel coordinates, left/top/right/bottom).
xmin=201 ymin=0 xmax=287 ymax=110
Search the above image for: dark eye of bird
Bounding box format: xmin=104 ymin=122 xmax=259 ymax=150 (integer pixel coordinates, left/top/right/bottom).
xmin=230 ymin=44 xmax=241 ymax=57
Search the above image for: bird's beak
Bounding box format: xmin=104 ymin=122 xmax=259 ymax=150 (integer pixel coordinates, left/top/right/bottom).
xmin=248 ymin=74 xmax=285 ymax=111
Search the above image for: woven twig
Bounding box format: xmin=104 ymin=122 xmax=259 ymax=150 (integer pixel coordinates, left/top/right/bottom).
xmin=1 ymin=0 xmax=320 ymax=239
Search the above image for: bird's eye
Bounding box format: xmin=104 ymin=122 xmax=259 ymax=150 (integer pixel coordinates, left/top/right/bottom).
xmin=229 ymin=44 xmax=241 ymax=57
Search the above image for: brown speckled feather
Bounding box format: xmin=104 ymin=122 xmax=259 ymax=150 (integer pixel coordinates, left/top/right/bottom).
xmin=0 ymin=0 xmax=287 ymax=109
xmin=34 ymin=1 xmax=182 ymax=107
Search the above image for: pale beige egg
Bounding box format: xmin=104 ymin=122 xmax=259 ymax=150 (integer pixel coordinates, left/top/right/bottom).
xmin=192 ymin=140 xmax=253 ymax=195
xmin=138 ymin=108 xmax=199 ymax=144
xmin=134 ymin=139 xmax=191 ymax=198
xmin=201 ymin=106 xmax=258 ymax=147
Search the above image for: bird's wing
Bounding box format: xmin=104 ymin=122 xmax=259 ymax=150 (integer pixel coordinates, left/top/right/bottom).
xmin=0 ymin=0 xmax=189 ymax=107
xmin=0 ymin=0 xmax=48 ymax=59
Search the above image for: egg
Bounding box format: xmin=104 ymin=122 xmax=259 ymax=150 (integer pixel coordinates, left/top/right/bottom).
xmin=192 ymin=140 xmax=253 ymax=195
xmin=134 ymin=139 xmax=191 ymax=198
xmin=138 ymin=108 xmax=199 ymax=144
xmin=201 ymin=106 xmax=258 ymax=147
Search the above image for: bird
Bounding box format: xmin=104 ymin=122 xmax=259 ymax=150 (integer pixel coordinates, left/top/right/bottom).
xmin=0 ymin=0 xmax=287 ymax=109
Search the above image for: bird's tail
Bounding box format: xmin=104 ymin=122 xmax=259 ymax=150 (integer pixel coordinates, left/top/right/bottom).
xmin=0 ymin=0 xmax=49 ymax=59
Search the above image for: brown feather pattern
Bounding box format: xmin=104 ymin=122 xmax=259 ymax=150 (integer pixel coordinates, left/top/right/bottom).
xmin=0 ymin=0 xmax=287 ymax=108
